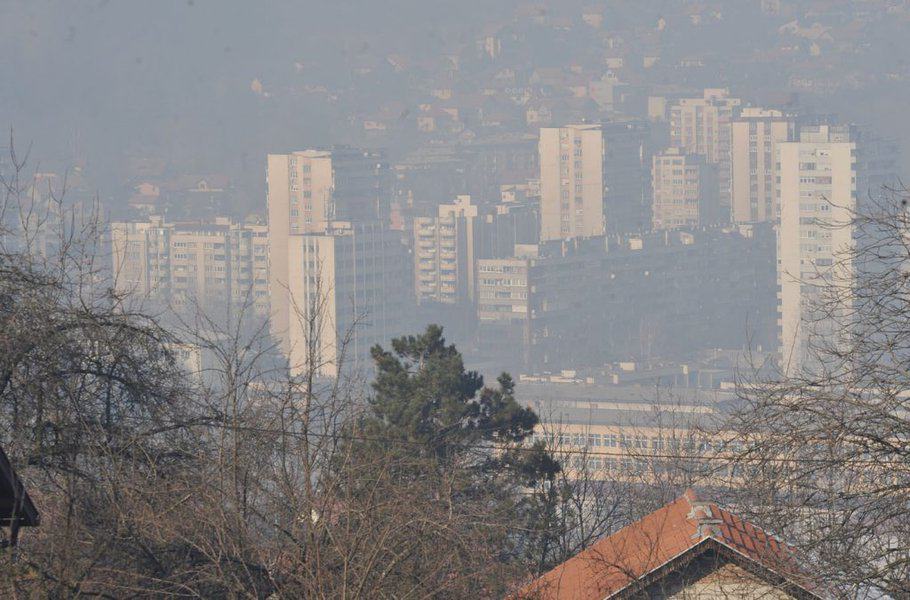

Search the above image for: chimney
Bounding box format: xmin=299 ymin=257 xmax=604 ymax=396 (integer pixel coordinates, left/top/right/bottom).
xmin=688 ymin=500 xmax=723 ymax=539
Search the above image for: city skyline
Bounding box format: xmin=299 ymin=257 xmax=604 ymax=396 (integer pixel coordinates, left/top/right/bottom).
xmin=3 ymin=3 xmax=910 ymax=597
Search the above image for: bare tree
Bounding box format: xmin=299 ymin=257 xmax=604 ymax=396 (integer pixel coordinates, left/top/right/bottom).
xmin=0 ymin=139 xmax=214 ymax=597
xmin=725 ymin=185 xmax=910 ymax=599
xmin=1 ymin=141 xmax=645 ymax=598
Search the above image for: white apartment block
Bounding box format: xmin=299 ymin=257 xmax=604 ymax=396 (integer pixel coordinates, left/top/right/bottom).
xmin=110 ymin=216 xmax=269 ymax=317
xmin=286 ymin=222 xmax=410 ymax=378
xmin=777 ymin=125 xmax=858 ymax=375
xmin=413 ymin=195 xmax=479 ymax=305
xmin=669 ymin=89 xmax=742 ymax=219
xmin=268 ymin=151 xmax=334 ymax=351
xmin=539 ymin=124 xmax=605 ymax=241
xmin=777 ymin=123 xmax=897 ymax=374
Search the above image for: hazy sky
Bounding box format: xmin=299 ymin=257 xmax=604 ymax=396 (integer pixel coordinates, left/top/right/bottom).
xmin=3 ymin=0 xmax=908 ymax=207
xmin=2 ymin=1 xmax=517 ymax=191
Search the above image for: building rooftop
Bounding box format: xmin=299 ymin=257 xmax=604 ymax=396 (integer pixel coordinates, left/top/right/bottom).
xmin=519 ymin=382 xmax=735 ymax=407
xmin=0 ymin=445 xmax=39 ymax=543
xmin=517 ymin=489 xmax=821 ymax=599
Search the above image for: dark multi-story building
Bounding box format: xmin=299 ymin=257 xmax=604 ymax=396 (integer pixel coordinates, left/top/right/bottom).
xmin=602 ymin=120 xmax=652 ymax=235
xmin=477 ymin=225 xmax=777 ymax=372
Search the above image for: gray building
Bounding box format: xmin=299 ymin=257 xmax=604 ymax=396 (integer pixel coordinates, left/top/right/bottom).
xmin=477 ymin=225 xmax=777 ymax=373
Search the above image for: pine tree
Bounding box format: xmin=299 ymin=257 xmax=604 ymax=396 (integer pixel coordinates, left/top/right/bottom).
xmin=371 ymin=326 xmax=526 ymax=449
xmin=351 ymin=325 xmax=565 ymax=583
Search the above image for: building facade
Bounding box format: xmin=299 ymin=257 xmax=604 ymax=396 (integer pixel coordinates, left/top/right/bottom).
xmin=730 ymin=108 xmax=795 ymax=223
xmin=110 ymin=216 xmax=270 ymax=317
xmin=476 ymin=246 xmax=537 ymax=370
xmin=775 ymin=123 xmax=899 ymax=375
xmin=477 ymin=194 xmax=540 ymax=260
xmin=539 ymin=124 xmax=605 ymax=242
xmin=651 ymin=148 xmax=719 ymax=230
xmin=267 ymin=148 xmax=389 ymax=352
xmin=478 ymin=228 xmax=777 ymax=374
xmin=669 ymin=89 xmax=742 ymax=219
xmin=286 ymin=222 xmax=411 ymax=378
xmin=602 ymin=120 xmax=652 ymax=234
xmin=413 ymin=195 xmax=479 ymax=305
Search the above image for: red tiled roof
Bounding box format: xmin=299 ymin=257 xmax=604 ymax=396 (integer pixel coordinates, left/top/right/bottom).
xmin=516 ymin=489 xmax=819 ymax=600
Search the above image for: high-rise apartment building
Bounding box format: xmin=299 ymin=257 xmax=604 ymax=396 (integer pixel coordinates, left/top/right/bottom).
xmin=539 ymin=124 xmax=605 ymax=241
xmin=268 ymin=150 xmax=335 ymax=235
xmin=477 ymin=193 xmax=540 ymax=260
xmin=268 ymin=151 xmax=332 ymax=350
xmin=730 ymin=108 xmax=795 ymax=223
xmin=413 ymin=195 xmax=479 ymax=305
xmin=286 ymin=222 xmax=411 ymax=378
xmin=330 ymin=146 xmax=391 ymax=223
xmin=110 ymin=216 xmax=270 ymax=316
xmin=602 ymin=120 xmax=652 ymax=234
xmin=669 ymin=89 xmax=742 ymax=219
xmin=777 ymin=124 xmax=896 ymax=374
xmin=651 ymin=148 xmax=718 ymax=230
xmin=539 ymin=122 xmax=650 ymax=240
xmin=267 ymin=148 xmax=389 ymax=352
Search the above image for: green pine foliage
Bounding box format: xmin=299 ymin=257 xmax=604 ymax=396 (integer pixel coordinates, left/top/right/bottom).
xmin=368 ymin=324 xmax=558 ymax=480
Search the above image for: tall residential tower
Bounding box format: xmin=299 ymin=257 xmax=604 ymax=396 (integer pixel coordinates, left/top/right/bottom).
xmin=539 ymin=124 xmax=605 ymax=241
xmin=669 ymin=89 xmax=742 ymax=220
xmin=286 ymin=222 xmax=410 ymax=378
xmin=267 ymin=148 xmax=389 ymax=353
xmin=777 ymin=124 xmax=896 ymax=374
xmin=730 ymin=108 xmax=795 ymax=223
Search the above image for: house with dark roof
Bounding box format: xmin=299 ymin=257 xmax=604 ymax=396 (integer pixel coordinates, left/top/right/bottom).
xmin=0 ymin=445 xmax=39 ymax=547
xmin=515 ymin=489 xmax=822 ymax=599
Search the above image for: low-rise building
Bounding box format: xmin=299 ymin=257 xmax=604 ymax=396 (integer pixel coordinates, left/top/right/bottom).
xmin=518 ymin=489 xmax=821 ymax=599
